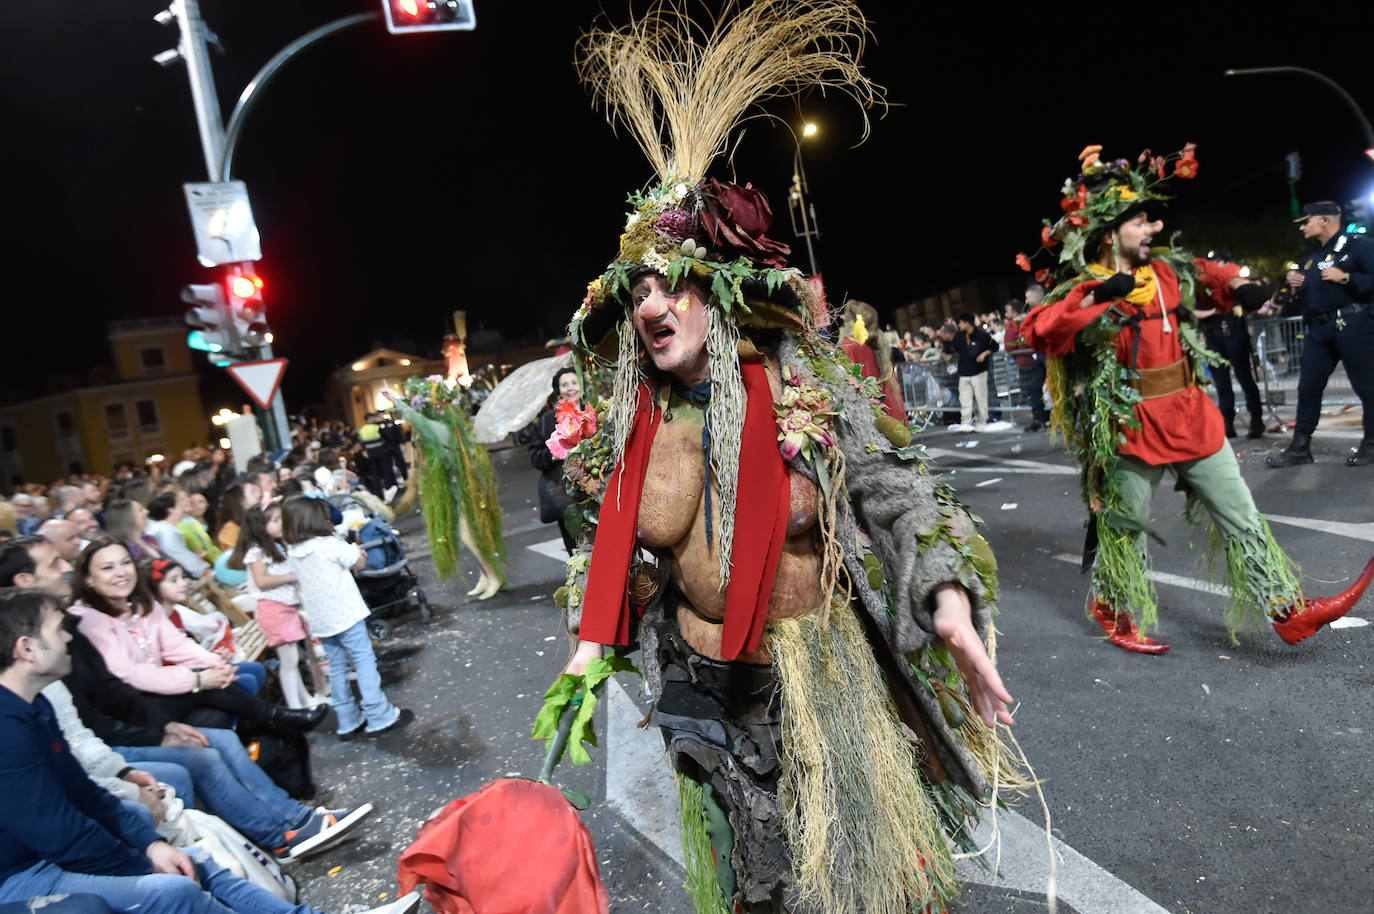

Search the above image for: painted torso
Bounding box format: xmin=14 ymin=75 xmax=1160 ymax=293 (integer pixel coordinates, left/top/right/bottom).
xmin=634 ymin=360 xmax=824 ymax=662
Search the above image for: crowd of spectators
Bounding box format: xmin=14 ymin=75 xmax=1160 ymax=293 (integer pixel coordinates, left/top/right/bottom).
xmin=0 ymin=419 xmax=421 ymax=914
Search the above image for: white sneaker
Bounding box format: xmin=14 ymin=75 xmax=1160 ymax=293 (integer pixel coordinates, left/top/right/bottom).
xmin=383 ymin=485 xmax=398 ymax=503
xmin=358 ymin=890 xmax=423 ymax=914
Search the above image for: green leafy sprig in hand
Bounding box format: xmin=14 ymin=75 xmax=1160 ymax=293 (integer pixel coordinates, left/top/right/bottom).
xmin=532 ymin=654 xmax=640 ymax=772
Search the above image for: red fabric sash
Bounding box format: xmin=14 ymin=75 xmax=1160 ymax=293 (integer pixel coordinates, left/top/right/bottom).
xmin=578 ymin=360 xmax=789 ymax=659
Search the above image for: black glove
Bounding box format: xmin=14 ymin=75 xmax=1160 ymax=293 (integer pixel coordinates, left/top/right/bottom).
xmin=1093 ymin=272 xmax=1136 ymax=302
xmin=1234 ymin=282 xmax=1271 ymax=313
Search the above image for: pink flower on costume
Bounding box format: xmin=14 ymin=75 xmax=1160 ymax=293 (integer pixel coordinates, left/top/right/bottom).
xmin=547 ymin=400 xmax=598 ymax=459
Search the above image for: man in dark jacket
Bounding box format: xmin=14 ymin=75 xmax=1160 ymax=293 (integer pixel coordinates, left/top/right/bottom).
xmin=942 ymin=312 xmax=999 ymax=430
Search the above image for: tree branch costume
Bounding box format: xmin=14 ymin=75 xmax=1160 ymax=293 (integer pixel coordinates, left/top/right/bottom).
xmin=391 ymin=375 xmax=505 ymax=596
xmin=536 ymin=4 xmax=1026 ymax=912
xmin=1016 ymin=145 xmax=1373 ymax=651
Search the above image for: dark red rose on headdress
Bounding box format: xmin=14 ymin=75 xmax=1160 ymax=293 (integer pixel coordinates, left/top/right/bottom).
xmin=697 ymin=178 xmax=791 ymax=268
xmin=1035 ymin=268 xmax=1052 ymax=285
xmin=1041 ymin=225 xmax=1058 ymax=247
xmin=655 ymin=209 xmax=698 ymax=241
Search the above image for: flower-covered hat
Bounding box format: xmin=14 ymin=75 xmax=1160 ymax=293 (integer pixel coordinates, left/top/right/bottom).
xmin=1017 ymin=143 xmax=1199 ymax=288
xmin=567 ymin=0 xmax=885 ymax=360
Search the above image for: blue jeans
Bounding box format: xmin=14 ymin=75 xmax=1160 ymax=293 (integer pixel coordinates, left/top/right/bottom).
xmin=0 ymin=894 xmax=116 ymax=914
xmin=0 ymin=847 xmax=319 ymax=914
xmin=117 ymin=728 xmax=311 ymax=847
xmin=233 ymin=662 xmax=265 ymax=696
xmin=320 ymin=621 xmax=397 ymax=734
xmin=130 ymin=761 xmax=194 ymax=808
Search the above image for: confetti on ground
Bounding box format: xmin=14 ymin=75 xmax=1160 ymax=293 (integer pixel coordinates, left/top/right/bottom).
xmin=1000 ymin=503 xmax=1018 ymax=510
xmin=328 ymin=866 xmax=342 ymax=876
xmin=975 ymin=477 xmax=1002 ymax=487
xmin=1330 ymin=616 xmax=1369 ymax=629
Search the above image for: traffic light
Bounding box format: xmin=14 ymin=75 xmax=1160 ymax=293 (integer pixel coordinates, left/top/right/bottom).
xmin=1345 ymin=195 xmax=1371 ymax=234
xmin=225 ymin=266 xmax=270 ymax=350
xmin=381 ymin=0 xmax=476 ymax=34
xmin=182 ymin=283 xmax=235 ymax=366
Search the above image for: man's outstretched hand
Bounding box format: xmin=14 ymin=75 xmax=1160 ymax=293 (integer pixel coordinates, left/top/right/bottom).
xmin=932 ymin=585 xmax=1015 ymax=728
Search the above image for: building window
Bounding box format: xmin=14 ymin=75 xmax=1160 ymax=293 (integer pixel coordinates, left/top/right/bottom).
xmin=55 ymin=411 xmax=75 ymax=437
xmin=140 ymin=347 xmax=166 ymax=375
xmin=104 ymin=402 xmax=129 ymax=438
xmin=135 ymin=399 xmax=160 ymax=432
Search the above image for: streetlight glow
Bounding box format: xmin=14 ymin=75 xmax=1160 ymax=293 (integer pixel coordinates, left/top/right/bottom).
xmin=802 ymin=122 xmax=818 ymax=138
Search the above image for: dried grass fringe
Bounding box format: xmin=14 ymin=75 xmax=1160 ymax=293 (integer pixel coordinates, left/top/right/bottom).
xmin=770 ymin=600 xmax=956 ymax=914
xmin=576 ymin=0 xmax=886 ymax=184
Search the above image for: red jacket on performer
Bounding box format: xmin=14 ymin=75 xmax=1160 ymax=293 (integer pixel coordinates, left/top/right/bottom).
xmin=1019 ymin=260 xmax=1225 ymax=466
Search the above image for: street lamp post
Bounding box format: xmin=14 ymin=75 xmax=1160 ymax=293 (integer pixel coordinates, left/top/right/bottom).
xmin=1225 ymin=66 xmax=1374 ymax=162
xmin=788 ymin=122 xmax=821 ymax=276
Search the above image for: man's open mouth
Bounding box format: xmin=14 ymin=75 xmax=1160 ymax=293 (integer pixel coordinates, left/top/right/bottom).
xmin=651 ymin=325 xmax=676 ymax=349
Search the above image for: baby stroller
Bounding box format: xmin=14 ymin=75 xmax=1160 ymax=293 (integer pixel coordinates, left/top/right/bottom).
xmin=328 ymin=493 xmax=432 ymax=641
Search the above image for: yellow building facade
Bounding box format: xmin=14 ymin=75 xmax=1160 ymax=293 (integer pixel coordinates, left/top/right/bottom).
xmin=0 ymin=318 xmax=209 ymax=485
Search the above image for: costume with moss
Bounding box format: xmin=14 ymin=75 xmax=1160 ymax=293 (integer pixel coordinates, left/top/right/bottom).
xmin=1017 ymin=146 xmax=1301 ymax=639
xmin=536 ymin=4 xmax=1026 ymax=912
xmin=390 ymin=375 xmax=505 ymax=586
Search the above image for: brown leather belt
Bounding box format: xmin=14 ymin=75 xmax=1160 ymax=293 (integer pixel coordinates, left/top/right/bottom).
xmin=1132 ymin=358 xmax=1191 ymax=400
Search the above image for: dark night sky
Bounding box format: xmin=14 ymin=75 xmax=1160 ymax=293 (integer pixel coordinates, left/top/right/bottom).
xmin=5 ymin=1 xmax=1374 ymax=408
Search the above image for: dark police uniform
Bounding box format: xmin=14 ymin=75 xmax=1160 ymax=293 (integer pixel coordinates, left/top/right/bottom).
xmin=1291 ymin=230 xmax=1374 ymax=449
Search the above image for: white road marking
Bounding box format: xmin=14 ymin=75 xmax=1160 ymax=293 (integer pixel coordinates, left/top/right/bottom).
xmin=974 ymin=477 xmax=1003 ymax=487
xmin=605 ymin=680 xmax=1169 ymax=911
xmin=1263 ymin=514 xmax=1374 ymax=543
xmin=925 ymin=446 xmax=1078 ymax=475
xmin=605 ymin=678 xmax=683 ymax=865
xmin=526 ymin=537 xmax=570 ymax=563
xmin=1053 ymin=554 xmax=1230 ymax=596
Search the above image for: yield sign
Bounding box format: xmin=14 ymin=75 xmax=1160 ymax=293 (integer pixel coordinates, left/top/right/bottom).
xmin=225 ymin=358 xmax=287 ymax=410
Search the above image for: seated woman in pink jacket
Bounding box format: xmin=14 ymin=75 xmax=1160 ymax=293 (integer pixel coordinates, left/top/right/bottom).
xmin=68 ymin=537 xmax=326 ymax=734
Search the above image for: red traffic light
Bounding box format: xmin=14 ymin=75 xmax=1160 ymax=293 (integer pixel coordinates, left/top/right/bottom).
xmin=382 ymin=0 xmax=475 ymax=34
xmin=228 ymin=273 xmax=263 ymax=301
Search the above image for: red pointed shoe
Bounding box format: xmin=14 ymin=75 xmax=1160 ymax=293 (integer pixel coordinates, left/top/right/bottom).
xmin=1090 ymin=600 xmax=1171 ymax=654
xmin=1273 ymin=555 xmax=1374 ymax=645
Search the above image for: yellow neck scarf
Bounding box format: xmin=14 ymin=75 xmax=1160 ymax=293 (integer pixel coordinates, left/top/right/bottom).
xmin=1088 ymin=261 xmax=1158 ymax=307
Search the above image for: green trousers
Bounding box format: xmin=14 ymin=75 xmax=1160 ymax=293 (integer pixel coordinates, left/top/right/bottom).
xmin=1116 ymin=445 xmax=1260 ymax=542
xmin=1094 ymin=443 xmax=1300 ymax=633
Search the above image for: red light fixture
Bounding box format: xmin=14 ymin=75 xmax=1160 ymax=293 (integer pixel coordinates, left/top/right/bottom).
xmin=399 ymin=0 xmax=420 ymax=16
xmin=229 ymin=275 xmax=258 ymax=300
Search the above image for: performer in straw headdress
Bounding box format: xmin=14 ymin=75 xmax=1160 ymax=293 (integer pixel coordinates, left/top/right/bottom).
xmin=535 ymin=3 xmax=1028 ymax=912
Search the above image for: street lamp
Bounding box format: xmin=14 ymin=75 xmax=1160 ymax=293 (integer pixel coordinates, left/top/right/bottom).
xmin=788 ymin=122 xmax=822 ymax=276
xmin=1225 ymin=66 xmax=1374 ymax=161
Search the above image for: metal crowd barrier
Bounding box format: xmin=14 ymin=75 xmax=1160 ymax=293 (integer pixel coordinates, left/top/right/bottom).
xmin=897 ymin=349 xmax=1046 ymax=428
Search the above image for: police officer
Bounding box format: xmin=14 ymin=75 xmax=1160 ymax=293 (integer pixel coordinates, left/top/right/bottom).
xmin=1268 ymin=201 xmax=1374 ymax=468
xmin=1194 ymin=249 xmax=1267 ymax=439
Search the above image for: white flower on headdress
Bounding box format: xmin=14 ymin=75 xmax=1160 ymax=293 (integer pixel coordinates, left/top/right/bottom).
xmin=624 ymin=211 xmax=641 ymax=231
xmin=642 ymin=249 xmax=672 ymax=273
xmin=670 ymin=183 xmax=688 ymax=202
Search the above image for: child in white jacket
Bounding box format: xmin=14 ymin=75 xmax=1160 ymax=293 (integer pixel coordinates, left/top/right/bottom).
xmin=280 ymin=496 xmax=412 ymax=739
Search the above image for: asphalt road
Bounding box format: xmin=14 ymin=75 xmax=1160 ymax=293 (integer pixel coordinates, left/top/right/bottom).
xmin=289 ymin=417 xmax=1373 ymax=914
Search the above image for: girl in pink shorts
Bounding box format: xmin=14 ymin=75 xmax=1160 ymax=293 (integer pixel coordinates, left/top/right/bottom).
xmin=237 ymin=503 xmax=325 ymax=709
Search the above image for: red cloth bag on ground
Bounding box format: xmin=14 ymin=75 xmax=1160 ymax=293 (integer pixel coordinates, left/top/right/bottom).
xmin=397 ymin=778 xmax=609 ymax=914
